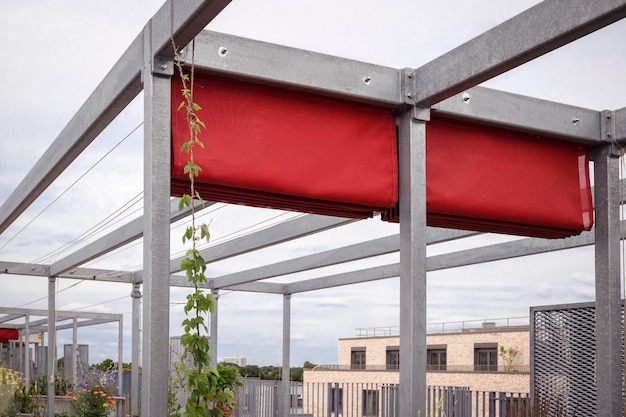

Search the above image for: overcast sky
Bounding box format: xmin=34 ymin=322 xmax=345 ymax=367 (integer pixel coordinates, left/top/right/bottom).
xmin=1 ymin=1 xmax=625 ymax=367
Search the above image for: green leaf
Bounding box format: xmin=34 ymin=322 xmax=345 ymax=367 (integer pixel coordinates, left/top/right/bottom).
xmin=182 ymin=226 xmax=193 ymax=244
xmin=200 ymin=223 xmax=210 ymax=242
xmin=178 ymin=194 xmax=192 ymax=210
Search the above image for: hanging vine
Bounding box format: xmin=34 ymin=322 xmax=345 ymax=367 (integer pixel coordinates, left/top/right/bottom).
xmin=171 ymin=38 xmax=236 ymax=417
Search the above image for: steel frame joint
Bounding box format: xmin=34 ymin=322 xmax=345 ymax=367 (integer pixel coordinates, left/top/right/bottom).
xmin=153 ymin=56 xmax=175 ymax=77
xmin=412 ymin=106 xmax=431 ymax=123
xmin=600 ymin=110 xmax=616 ymax=143
xmin=402 ymin=68 xmax=418 ymax=106
xmin=590 ymin=111 xmax=624 ymax=160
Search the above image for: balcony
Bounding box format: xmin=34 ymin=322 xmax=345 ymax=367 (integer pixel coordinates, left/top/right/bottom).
xmin=312 ymin=364 xmax=530 ymax=373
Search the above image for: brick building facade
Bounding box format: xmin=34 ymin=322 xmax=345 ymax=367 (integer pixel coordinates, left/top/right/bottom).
xmin=304 ymin=324 xmax=530 ymax=393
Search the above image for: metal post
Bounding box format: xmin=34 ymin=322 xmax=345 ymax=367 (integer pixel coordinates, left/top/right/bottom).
xmin=281 ymin=294 xmax=292 ymax=417
xmin=210 ymin=289 xmax=219 ymax=369
xmin=17 ymin=330 xmax=23 ymax=374
xmin=130 ymin=283 xmax=142 ymax=417
xmin=47 ymin=277 xmax=57 ymax=417
xmin=24 ymin=312 xmax=30 ymax=385
xmin=141 ymin=23 xmax=172 ymax=417
xmin=592 ymin=142 xmax=623 ymax=417
xmin=72 ymin=317 xmax=78 ymax=388
xmin=398 ymin=107 xmax=428 ymax=417
xmin=118 ymin=316 xmax=123 ymax=397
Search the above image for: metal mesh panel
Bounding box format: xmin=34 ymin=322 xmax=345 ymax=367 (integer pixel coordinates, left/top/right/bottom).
xmin=532 ymin=303 xmax=624 ymax=417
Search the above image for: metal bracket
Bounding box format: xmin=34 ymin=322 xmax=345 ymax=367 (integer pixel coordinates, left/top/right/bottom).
xmin=600 ymin=110 xmax=616 ymax=143
xmin=412 ymin=106 xmax=431 ymax=122
xmin=153 ymin=56 xmax=174 ymax=76
xmin=595 ymin=110 xmax=625 ymax=158
xmin=402 ymin=68 xmax=418 ymax=106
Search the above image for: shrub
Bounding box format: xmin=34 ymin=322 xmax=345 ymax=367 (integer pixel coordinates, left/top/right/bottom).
xmin=68 ymin=371 xmax=117 ymax=417
xmin=0 ymin=367 xmax=21 ymax=416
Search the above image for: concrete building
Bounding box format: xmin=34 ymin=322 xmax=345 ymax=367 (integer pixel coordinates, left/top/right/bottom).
xmin=222 ymin=356 xmax=248 ymax=367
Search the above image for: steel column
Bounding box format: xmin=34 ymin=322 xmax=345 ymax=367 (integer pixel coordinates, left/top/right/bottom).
xmin=210 ymin=289 xmax=219 ymax=369
xmin=130 ymin=284 xmax=142 ymax=417
xmin=398 ymin=108 xmax=428 ymax=416
xmin=47 ymin=277 xmax=56 ymax=417
xmin=24 ymin=312 xmax=30 ymax=385
xmin=141 ymin=22 xmax=172 ymax=417
xmin=72 ymin=317 xmax=78 ymax=388
xmin=117 ymin=317 xmax=123 ymax=397
xmin=281 ymin=294 xmax=292 ymax=417
xmin=592 ymin=144 xmax=623 ymax=417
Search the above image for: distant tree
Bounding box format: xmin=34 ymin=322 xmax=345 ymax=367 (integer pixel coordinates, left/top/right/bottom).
xmin=259 ymin=366 xmax=280 ymax=380
xmin=303 ymin=361 xmax=317 ymax=369
xmin=56 ymin=357 xmax=64 ymax=373
xmin=290 ymin=367 xmax=303 ymax=382
xmin=238 ymin=364 xmax=260 ymax=378
xmin=94 ymin=358 xmax=115 ymax=371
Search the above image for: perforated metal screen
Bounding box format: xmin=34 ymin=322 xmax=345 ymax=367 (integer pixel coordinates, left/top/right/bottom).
xmin=531 ymin=302 xmax=624 ymax=417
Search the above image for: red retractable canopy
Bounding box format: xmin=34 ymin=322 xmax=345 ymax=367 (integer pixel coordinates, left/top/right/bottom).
xmin=0 ymin=328 xmax=19 ymax=343
xmin=423 ymin=118 xmax=594 ymax=239
xmin=171 ymin=75 xmax=593 ymax=239
xmin=171 ymin=75 xmax=398 ymax=219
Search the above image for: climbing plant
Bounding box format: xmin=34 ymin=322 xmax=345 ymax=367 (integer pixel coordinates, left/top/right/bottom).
xmin=172 ymin=38 xmax=236 ymax=417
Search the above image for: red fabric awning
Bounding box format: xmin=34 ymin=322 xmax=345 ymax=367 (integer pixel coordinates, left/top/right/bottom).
xmin=171 ymin=75 xmax=398 ymax=219
xmin=0 ymin=328 xmax=18 ymax=343
xmin=422 ymin=118 xmax=593 ymax=238
xmin=171 ymin=75 xmax=593 ymax=239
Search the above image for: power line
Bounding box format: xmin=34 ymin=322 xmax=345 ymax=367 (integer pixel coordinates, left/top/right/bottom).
xmin=0 ymin=122 xmax=143 ymax=253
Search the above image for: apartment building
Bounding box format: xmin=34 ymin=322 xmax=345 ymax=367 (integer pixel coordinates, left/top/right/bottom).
xmin=304 ymin=322 xmax=530 ymax=393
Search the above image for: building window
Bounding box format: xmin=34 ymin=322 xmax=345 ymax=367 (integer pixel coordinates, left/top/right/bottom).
xmin=427 ymin=345 xmax=447 ymax=371
xmin=474 ymin=343 xmax=498 ymax=371
xmin=351 ymin=347 xmax=366 ymax=370
xmin=328 ymin=385 xmax=343 ymax=416
xmin=362 ymin=389 xmax=379 ymax=417
xmin=386 ymin=346 xmax=399 ymax=370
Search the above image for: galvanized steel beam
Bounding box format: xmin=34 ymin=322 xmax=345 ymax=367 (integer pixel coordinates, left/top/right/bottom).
xmin=141 ymin=19 xmax=173 ymax=417
xmin=398 ymin=108 xmax=428 ymax=416
xmin=213 ymin=228 xmax=477 ymax=289
xmin=50 ymin=198 xmax=207 ymax=277
xmin=189 ymin=31 xmax=403 ymax=107
xmin=210 ymin=289 xmax=218 ymax=369
xmin=0 ymin=33 xmax=143 ymax=235
xmin=0 ymin=262 xmax=134 ymax=283
xmin=410 ymin=0 xmax=626 ymax=106
xmin=433 ymin=86 xmax=603 ymax=144
xmin=167 ymin=214 xmax=355 ymax=275
xmin=130 ymin=284 xmax=141 ymax=417
xmin=222 ymin=281 xmax=285 ymax=294
xmin=0 ymin=307 xmax=122 ymax=321
xmin=0 ymin=0 xmax=231 ymax=235
xmin=281 ymin=294 xmax=291 ymax=417
xmin=285 ymin=264 xmax=400 ymax=294
xmin=592 ymin=144 xmax=623 ymax=417
xmin=613 ymin=106 xmax=626 ymax=141
xmin=47 ymin=277 xmax=57 ymax=417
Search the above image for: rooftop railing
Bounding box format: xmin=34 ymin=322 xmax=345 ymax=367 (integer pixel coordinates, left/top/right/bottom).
xmin=355 ymin=316 xmax=530 ymax=337
xmin=311 ymin=364 xmax=530 ymax=373
xmin=234 ymin=379 xmax=532 ymax=417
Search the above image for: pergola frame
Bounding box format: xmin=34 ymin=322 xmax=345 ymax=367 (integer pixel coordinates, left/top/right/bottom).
xmin=1 ymin=1 xmax=626 ymax=416
xmin=0 ymin=306 xmax=123 ymax=411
